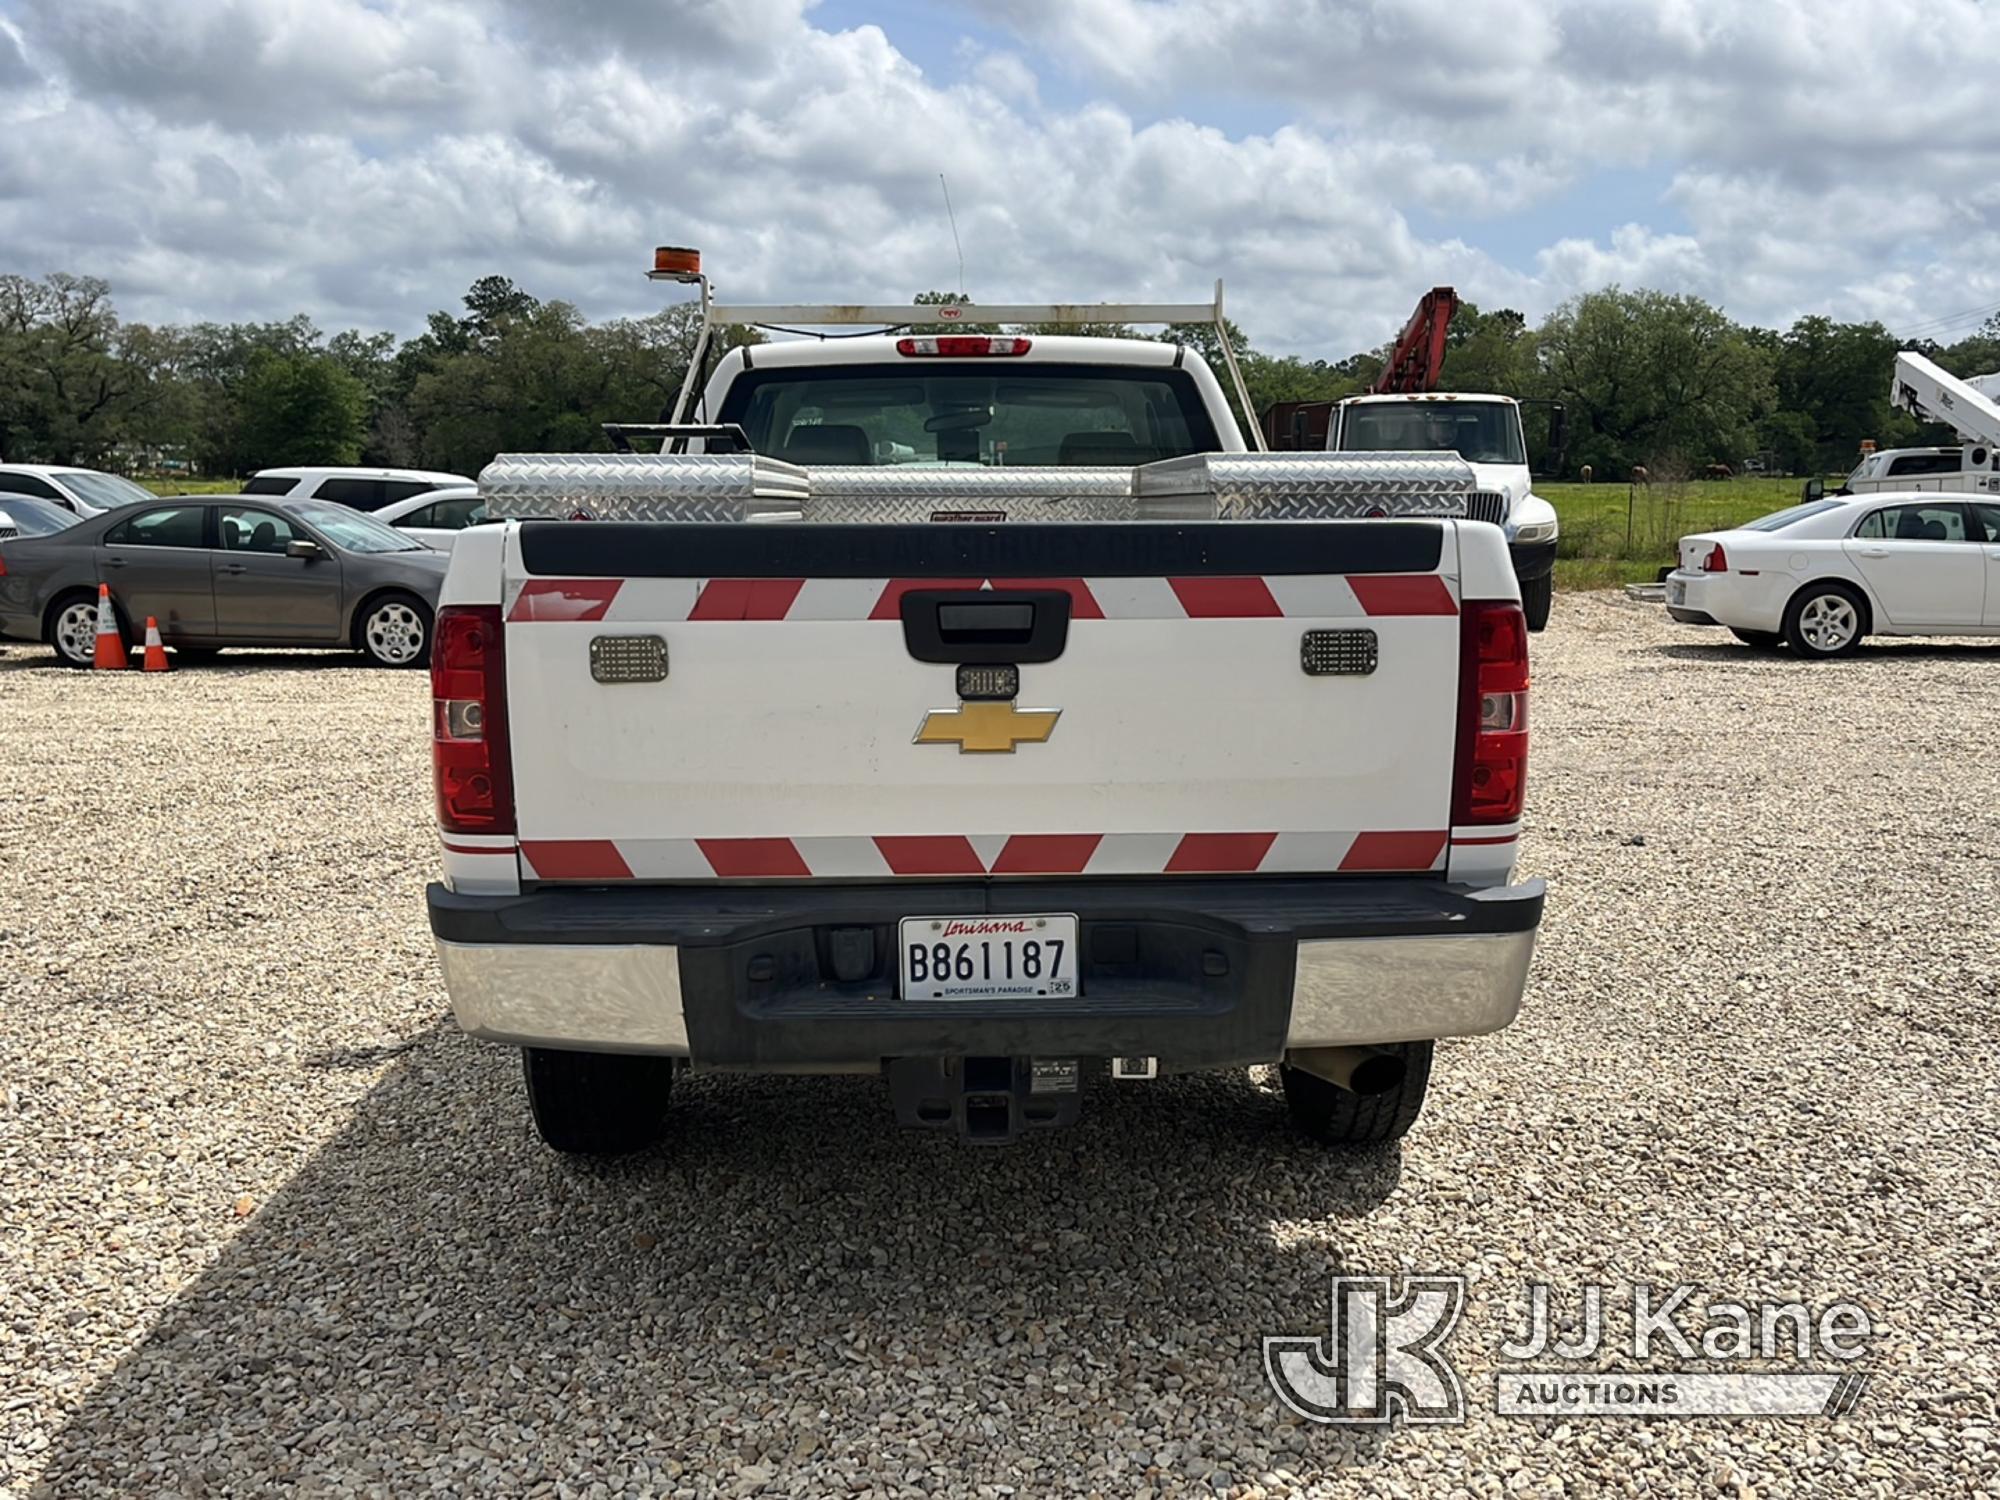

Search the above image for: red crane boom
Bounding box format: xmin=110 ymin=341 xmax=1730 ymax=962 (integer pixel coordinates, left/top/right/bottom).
xmin=1370 ymin=286 xmax=1461 ymax=395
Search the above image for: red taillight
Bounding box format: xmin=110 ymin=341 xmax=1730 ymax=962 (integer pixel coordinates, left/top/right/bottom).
xmin=895 ymin=336 xmax=1032 ymax=357
xmin=0 ymin=550 xmax=8 ymax=575
xmin=1452 ymin=600 xmax=1529 ymax=826
xmin=431 ymin=604 xmax=514 ymax=835
xmin=1702 ymin=543 xmax=1728 ymax=572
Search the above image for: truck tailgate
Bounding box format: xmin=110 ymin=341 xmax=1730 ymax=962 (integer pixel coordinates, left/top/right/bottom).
xmin=499 ymin=520 xmax=1465 ymax=882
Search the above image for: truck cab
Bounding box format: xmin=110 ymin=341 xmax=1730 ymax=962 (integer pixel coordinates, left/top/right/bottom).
xmin=1329 ymin=393 xmax=1559 ymax=630
xmin=1835 ymin=446 xmax=1980 ymax=495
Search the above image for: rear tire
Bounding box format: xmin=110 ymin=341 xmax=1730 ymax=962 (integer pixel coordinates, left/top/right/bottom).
xmin=354 ymin=591 xmax=432 ymax=668
xmin=1280 ymin=1041 xmax=1434 ymax=1145
xmin=1730 ymin=628 xmax=1782 ymax=650
xmin=46 ymin=591 xmax=114 ymax=669
xmin=522 ymin=1048 xmax=674 ymax=1156
xmin=1782 ymin=582 xmax=1866 ymax=658
xmin=1520 ymin=573 xmax=1553 ymax=632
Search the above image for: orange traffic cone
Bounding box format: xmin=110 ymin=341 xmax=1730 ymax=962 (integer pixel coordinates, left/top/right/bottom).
xmin=141 ymin=617 xmax=170 ymax=673
xmin=92 ymin=584 xmax=127 ymax=671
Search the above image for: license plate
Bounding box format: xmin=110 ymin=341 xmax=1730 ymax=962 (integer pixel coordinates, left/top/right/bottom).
xmin=1668 ymin=580 xmax=1686 ymax=605
xmin=898 ymin=914 xmax=1079 ymax=1001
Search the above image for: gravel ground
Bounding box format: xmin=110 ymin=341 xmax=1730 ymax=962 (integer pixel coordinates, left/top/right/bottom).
xmin=1 ymin=595 xmax=1996 ymax=1498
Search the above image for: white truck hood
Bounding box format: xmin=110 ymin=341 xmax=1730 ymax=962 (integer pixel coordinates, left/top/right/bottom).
xmin=1465 ymin=463 xmax=1531 ymax=507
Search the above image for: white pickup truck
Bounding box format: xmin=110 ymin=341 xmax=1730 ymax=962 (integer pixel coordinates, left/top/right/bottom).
xmin=425 ymin=255 xmax=1543 ymax=1154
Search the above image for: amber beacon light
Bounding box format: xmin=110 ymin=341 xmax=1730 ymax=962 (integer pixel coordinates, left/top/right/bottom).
xmin=652 ymin=245 xmax=703 ymax=279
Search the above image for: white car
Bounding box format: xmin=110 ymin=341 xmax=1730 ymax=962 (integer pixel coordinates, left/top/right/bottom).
xmin=0 ymin=464 xmax=157 ymax=517
xmin=240 ymin=466 xmax=474 ymax=513
xmin=1667 ymin=493 xmax=2000 ymax=656
xmin=373 ymin=485 xmax=490 ymax=551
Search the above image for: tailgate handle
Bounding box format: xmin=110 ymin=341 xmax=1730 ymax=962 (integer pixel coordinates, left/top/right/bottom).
xmin=900 ymin=589 xmax=1072 ymax=664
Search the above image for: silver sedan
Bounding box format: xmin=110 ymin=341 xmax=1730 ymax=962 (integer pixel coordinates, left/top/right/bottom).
xmin=0 ymin=494 xmax=451 ymax=667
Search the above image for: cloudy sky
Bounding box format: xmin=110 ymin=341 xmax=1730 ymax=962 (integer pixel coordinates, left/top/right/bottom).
xmin=0 ymin=0 xmax=1994 ymax=356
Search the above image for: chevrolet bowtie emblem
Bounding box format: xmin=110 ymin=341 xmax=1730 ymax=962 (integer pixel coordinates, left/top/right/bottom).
xmin=914 ymin=701 xmax=1062 ymax=753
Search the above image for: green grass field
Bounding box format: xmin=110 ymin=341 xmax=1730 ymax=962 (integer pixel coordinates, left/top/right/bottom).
xmin=1543 ymin=476 xmax=1810 ymax=589
xmin=135 ymin=473 xmax=1809 ymax=591
xmin=142 ymin=477 xmax=244 ymax=496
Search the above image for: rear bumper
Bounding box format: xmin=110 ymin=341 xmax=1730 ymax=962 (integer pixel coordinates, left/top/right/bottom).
xmin=1665 ymin=568 xmax=1788 ymax=632
xmin=428 ymin=875 xmax=1543 ymax=1071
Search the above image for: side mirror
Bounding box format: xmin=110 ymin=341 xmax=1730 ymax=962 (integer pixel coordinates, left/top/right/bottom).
xmin=1801 ymin=477 xmax=1825 ymax=503
xmin=286 ymin=537 xmax=326 ymax=560
xmin=1523 ymin=398 xmax=1568 ymax=478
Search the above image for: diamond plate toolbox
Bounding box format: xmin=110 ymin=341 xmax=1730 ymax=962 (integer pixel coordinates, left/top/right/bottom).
xmin=478 ymin=452 xmax=811 ymax=522
xmin=804 ymin=464 xmax=1145 ymax=523
xmin=1136 ymin=450 xmax=1477 ymax=519
xmin=475 ymin=449 xmax=1477 ymax=522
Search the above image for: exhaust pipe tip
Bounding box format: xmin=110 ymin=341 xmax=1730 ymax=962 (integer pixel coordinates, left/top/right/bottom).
xmin=1286 ymin=1045 xmax=1407 ymax=1097
xmin=1345 ymin=1051 xmax=1406 ymax=1096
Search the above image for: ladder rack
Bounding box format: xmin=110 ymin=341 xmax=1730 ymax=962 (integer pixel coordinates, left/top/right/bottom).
xmin=650 ymin=252 xmax=1265 ymax=450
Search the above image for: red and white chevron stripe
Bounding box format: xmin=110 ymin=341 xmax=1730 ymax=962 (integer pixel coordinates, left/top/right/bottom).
xmin=515 ymin=829 xmax=1453 ymax=881
xmin=506 ymin=573 xmax=1457 ymax=624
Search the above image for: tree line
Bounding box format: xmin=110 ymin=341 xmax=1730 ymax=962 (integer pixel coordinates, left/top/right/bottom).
xmin=2 ymin=269 xmax=1991 ymax=479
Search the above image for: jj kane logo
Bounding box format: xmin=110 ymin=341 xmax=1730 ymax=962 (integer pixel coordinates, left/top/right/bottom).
xmin=1266 ymin=1277 xmax=1873 ymax=1424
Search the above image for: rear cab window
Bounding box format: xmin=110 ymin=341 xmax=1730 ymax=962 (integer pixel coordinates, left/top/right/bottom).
xmin=717 ymin=363 xmax=1221 ymax=468
xmin=241 ymin=476 xmax=300 ymax=496
xmin=1885 ymin=452 xmax=1962 ymax=477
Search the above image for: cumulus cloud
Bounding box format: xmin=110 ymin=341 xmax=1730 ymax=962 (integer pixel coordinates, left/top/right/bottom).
xmin=0 ymin=0 xmax=1988 ymax=355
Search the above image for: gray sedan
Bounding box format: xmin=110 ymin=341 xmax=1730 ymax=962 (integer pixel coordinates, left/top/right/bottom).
xmin=0 ymin=495 xmax=451 ymax=668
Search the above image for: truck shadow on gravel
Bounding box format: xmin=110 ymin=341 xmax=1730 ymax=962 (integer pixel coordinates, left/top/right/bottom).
xmin=32 ymin=1031 xmax=1403 ymax=1493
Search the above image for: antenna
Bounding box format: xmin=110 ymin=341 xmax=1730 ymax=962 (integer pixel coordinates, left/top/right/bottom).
xmin=939 ymin=173 xmax=966 ymax=297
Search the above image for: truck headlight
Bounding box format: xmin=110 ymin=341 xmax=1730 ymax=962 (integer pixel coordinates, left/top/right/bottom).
xmin=1511 ymin=519 xmax=1558 ymax=545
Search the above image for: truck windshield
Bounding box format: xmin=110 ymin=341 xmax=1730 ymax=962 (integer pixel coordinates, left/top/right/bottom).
xmin=718 ymin=363 xmax=1220 ymax=467
xmin=1341 ymin=401 xmax=1526 ymax=465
